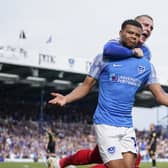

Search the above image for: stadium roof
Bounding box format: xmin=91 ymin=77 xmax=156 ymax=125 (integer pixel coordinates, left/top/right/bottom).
xmin=0 ymin=42 xmax=168 ymax=108
xmin=0 ymin=62 xmax=167 ymax=108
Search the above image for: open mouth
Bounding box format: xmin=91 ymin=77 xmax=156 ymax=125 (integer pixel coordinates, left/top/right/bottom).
xmin=142 ymin=33 xmax=148 ymax=38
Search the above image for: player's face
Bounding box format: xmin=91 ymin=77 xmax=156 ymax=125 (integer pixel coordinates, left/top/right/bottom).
xmin=120 ymin=24 xmax=142 ymax=49
xmin=136 ymin=16 xmax=154 ymax=44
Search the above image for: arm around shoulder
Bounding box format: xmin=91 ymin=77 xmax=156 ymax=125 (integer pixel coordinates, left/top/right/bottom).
xmin=103 ymin=41 xmax=133 ymax=59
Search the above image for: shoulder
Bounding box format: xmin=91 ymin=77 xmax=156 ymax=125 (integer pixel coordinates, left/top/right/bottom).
xmin=141 ymin=44 xmax=152 ymax=60
xmin=90 ymin=53 xmax=105 ymax=70
xmin=92 ymin=53 xmax=103 ymax=65
xmin=105 ymin=38 xmax=120 ymax=45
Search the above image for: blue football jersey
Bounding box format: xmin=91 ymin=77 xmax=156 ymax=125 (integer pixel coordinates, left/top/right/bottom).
xmin=89 ymin=54 xmax=157 ymax=127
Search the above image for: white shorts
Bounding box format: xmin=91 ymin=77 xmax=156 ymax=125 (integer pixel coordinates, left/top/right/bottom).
xmin=94 ymin=124 xmax=137 ymax=163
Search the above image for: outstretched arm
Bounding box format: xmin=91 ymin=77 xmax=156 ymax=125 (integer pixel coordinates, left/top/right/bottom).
xmin=48 ymin=76 xmax=96 ymax=106
xmin=148 ymin=83 xmax=168 ymax=106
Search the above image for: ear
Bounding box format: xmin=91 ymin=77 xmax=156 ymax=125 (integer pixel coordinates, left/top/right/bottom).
xmin=119 ymin=30 xmax=122 ymax=37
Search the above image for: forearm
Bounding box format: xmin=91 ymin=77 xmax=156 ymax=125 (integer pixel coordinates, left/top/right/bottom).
xmin=149 ymin=83 xmax=168 ymax=106
xmin=65 ymin=76 xmax=96 ymax=104
xmin=65 ymin=84 xmax=91 ymax=104
xmin=155 ymin=92 xmax=168 ymax=106
xmin=103 ymin=41 xmax=133 ymax=59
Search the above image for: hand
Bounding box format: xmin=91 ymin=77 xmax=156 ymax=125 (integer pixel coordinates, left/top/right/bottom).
xmin=48 ymin=92 xmax=66 ymax=106
xmin=132 ymin=48 xmax=144 ymax=57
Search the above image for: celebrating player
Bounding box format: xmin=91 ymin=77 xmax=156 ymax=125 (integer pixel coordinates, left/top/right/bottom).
xmin=48 ymin=15 xmax=168 ymax=168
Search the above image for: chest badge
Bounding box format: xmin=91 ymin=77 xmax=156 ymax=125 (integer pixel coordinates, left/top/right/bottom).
xmin=138 ymin=66 xmax=145 ymax=74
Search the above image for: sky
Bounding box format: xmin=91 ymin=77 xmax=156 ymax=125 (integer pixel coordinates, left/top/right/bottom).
xmin=0 ymin=0 xmax=168 ymax=130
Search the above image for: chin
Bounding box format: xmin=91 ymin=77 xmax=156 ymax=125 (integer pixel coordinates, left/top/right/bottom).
xmin=140 ymin=37 xmax=147 ymax=44
xmin=140 ymin=39 xmax=145 ymax=44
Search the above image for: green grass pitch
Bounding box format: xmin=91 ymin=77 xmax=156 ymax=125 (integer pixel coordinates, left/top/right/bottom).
xmin=0 ymin=162 xmax=168 ymax=168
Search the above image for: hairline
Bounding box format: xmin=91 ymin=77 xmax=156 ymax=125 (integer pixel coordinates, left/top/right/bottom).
xmin=135 ymin=15 xmax=153 ymax=21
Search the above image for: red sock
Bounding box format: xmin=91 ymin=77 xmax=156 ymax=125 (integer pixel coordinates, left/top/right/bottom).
xmin=60 ymin=146 xmax=102 ymax=168
xmin=134 ymin=152 xmax=141 ymax=168
xmin=89 ymin=145 xmax=102 ymax=163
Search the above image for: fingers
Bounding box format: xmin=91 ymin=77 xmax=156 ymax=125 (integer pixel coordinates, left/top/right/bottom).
xmin=48 ymin=99 xmax=61 ymax=106
xmin=132 ymin=48 xmax=144 ymax=57
xmin=48 ymin=99 xmax=55 ymax=104
xmin=50 ymin=92 xmax=59 ymax=96
xmin=48 ymin=92 xmax=58 ymax=104
xmin=48 ymin=97 xmax=59 ymax=104
xmin=48 ymin=92 xmax=65 ymax=106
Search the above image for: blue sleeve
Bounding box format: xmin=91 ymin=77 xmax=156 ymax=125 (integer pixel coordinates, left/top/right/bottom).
xmin=103 ymin=41 xmax=133 ymax=60
xmin=146 ymin=64 xmax=158 ymax=85
xmin=88 ymin=54 xmax=106 ymax=80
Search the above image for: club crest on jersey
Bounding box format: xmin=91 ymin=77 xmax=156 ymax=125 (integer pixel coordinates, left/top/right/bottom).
xmin=138 ymin=66 xmax=145 ymax=74
xmin=107 ymin=146 xmax=115 ymax=154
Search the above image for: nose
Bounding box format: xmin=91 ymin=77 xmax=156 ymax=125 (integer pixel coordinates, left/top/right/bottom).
xmin=131 ymin=34 xmax=138 ymax=40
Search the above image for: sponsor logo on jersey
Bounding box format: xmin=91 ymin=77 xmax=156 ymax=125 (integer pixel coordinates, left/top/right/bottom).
xmin=110 ymin=73 xmax=141 ymax=87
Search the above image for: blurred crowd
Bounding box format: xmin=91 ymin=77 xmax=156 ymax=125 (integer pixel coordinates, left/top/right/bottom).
xmin=0 ymin=98 xmax=168 ymax=162
xmin=136 ymin=128 xmax=168 ymax=160
xmin=0 ymin=119 xmax=96 ymax=162
xmin=0 ymin=118 xmax=168 ymax=162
